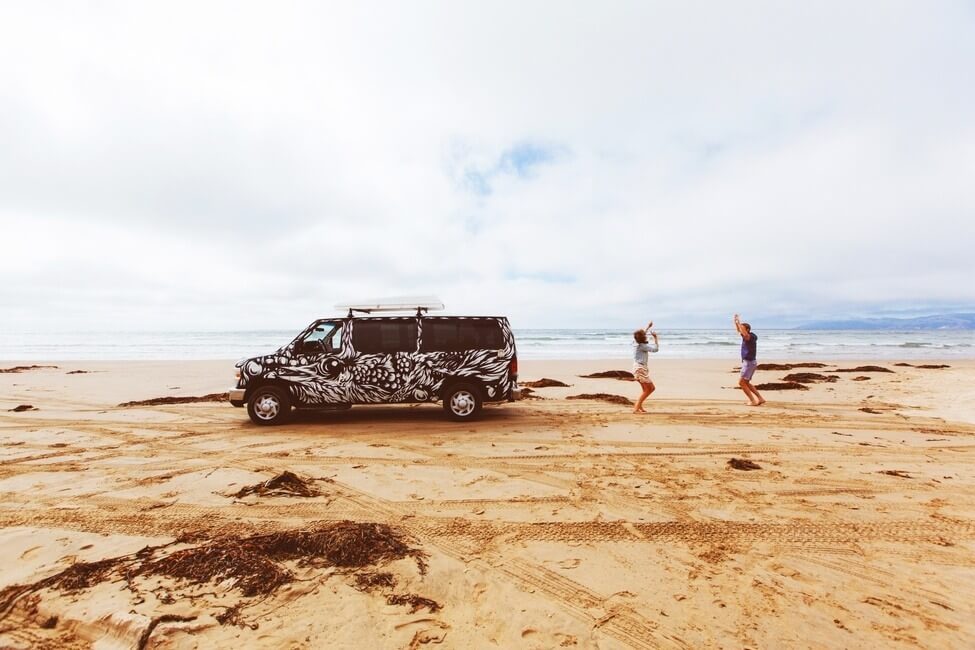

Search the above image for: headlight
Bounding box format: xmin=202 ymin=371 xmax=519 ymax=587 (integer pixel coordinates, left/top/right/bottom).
xmin=235 ymin=369 xmax=241 ymax=381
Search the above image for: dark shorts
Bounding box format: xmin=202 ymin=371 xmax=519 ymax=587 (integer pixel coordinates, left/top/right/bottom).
xmin=740 ymin=360 xmax=758 ymax=381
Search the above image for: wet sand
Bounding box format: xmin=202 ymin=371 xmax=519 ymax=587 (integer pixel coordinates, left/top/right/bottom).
xmin=1 ymin=359 xmax=974 ymax=649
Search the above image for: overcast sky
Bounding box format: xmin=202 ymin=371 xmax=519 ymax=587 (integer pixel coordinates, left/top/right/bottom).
xmin=3 ymin=1 xmax=974 ymax=331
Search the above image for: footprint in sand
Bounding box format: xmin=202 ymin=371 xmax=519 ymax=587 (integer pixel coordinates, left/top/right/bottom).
xmin=19 ymin=545 xmax=42 ymax=560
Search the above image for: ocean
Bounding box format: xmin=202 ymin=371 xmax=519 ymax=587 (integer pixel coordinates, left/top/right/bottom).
xmin=1 ymin=329 xmax=972 ymax=361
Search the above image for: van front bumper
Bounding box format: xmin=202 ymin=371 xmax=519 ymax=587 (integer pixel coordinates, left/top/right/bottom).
xmin=229 ymin=388 xmax=246 ymax=407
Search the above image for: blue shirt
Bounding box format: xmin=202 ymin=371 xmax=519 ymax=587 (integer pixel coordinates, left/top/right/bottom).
xmin=633 ymin=341 xmax=659 ymax=365
xmin=741 ymin=333 xmax=758 ymax=361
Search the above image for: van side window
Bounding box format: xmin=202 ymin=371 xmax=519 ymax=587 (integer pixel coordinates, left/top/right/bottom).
xmin=420 ymin=320 xmax=504 ymax=352
xmin=352 ymin=320 xmax=418 ymax=354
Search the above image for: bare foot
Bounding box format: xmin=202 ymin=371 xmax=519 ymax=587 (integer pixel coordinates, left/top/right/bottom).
xmin=633 ymin=407 xmax=648 ymax=414
xmin=747 ymin=400 xmax=765 ymax=407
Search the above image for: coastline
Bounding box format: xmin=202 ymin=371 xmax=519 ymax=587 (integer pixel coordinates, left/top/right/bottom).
xmin=2 ymin=359 xmax=974 ymax=647
xmin=2 ymin=327 xmax=973 ymax=362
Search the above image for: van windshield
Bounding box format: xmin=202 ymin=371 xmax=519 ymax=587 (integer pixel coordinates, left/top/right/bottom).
xmin=300 ymin=321 xmax=343 ymax=354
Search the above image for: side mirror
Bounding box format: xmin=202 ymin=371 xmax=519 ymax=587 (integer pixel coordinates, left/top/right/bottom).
xmin=300 ymin=340 xmax=321 ymax=354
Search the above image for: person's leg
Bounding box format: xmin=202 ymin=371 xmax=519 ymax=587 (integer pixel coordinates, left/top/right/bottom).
xmin=634 ymin=381 xmax=654 ymax=412
xmin=744 ymin=380 xmax=765 ymax=405
xmin=740 ymin=361 xmax=762 ymax=405
xmin=738 ymin=377 xmax=759 ymax=405
xmin=634 ymin=382 xmax=649 ymax=412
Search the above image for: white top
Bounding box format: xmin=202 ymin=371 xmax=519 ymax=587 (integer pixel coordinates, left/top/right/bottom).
xmin=335 ymin=296 xmax=444 ymax=313
xmin=633 ymin=342 xmax=659 ymax=365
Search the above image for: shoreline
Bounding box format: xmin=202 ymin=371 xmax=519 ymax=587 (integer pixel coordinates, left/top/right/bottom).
xmin=3 ymin=328 xmax=972 ymax=363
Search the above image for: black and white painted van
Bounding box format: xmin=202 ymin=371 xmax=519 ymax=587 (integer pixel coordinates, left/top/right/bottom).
xmin=229 ymin=299 xmax=521 ymax=424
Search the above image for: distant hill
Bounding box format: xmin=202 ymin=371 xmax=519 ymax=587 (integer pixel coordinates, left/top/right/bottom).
xmin=797 ymin=313 xmax=975 ymax=330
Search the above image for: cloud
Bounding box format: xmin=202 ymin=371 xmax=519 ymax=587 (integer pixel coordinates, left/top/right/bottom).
xmin=2 ymin=1 xmax=974 ymax=331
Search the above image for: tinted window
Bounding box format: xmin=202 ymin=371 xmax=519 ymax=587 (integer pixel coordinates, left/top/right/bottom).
xmin=352 ymin=319 xmax=418 ymax=354
xmin=420 ymin=319 xmax=504 ymax=352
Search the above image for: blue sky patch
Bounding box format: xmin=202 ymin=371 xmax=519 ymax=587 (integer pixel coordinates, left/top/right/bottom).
xmin=458 ymin=140 xmax=567 ymax=196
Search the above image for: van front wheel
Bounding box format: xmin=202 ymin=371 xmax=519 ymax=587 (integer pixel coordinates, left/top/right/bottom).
xmin=247 ymin=386 xmax=291 ymax=425
xmin=443 ymin=383 xmax=483 ymax=420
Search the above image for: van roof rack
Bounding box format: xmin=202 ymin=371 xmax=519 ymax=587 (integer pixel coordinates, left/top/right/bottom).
xmin=336 ymin=296 xmax=445 ymax=318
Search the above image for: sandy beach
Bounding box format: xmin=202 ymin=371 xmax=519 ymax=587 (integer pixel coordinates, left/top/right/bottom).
xmin=1 ymin=358 xmax=974 ymax=649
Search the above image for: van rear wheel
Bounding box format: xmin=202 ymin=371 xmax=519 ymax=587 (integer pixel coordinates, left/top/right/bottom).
xmin=247 ymin=386 xmax=291 ymax=425
xmin=443 ymin=383 xmax=482 ymax=420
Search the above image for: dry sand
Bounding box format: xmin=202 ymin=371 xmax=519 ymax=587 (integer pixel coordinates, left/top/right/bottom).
xmin=1 ymin=359 xmax=974 ymax=649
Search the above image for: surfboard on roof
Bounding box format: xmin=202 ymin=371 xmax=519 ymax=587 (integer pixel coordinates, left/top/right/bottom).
xmin=335 ymin=296 xmax=445 ymax=314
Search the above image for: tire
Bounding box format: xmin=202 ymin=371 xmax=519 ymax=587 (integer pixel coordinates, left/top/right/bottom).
xmin=247 ymin=385 xmax=291 ymax=425
xmin=442 ymin=382 xmax=483 ymax=420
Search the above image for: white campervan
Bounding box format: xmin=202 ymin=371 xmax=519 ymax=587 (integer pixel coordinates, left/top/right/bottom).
xmin=229 ymin=298 xmax=520 ymax=424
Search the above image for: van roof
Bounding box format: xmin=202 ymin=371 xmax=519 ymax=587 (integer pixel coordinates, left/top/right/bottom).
xmin=325 ymin=315 xmax=507 ymax=320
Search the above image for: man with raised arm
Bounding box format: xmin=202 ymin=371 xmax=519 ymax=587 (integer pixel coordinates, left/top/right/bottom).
xmin=734 ymin=314 xmax=765 ymax=406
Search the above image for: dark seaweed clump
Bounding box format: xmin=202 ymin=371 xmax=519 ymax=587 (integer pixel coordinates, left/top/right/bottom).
xmin=579 ymin=370 xmax=634 ymax=380
xmin=755 ymin=382 xmax=808 ymax=391
xmin=118 ymin=393 xmax=228 ymax=407
xmin=0 ymin=522 xmax=427 ymax=610
xmin=233 ymin=471 xmax=322 ymax=498
xmin=728 ymin=458 xmax=762 ymax=471
xmin=566 ymin=393 xmax=634 ymax=405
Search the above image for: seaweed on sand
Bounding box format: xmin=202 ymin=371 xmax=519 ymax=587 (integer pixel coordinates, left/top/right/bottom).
xmin=354 ymin=572 xmax=396 ymax=591
xmin=566 ymin=393 xmax=634 ymax=406
xmin=134 ymin=522 xmax=428 ymax=596
xmin=0 ymin=365 xmax=58 ymax=373
xmin=728 ymin=458 xmax=762 ymax=471
xmin=781 ymin=373 xmax=839 ymax=383
xmin=118 ymin=393 xmax=228 ymax=407
xmin=386 ymin=593 xmax=442 ymax=613
xmin=0 ymin=522 xmax=427 ymax=619
xmin=756 ymin=363 xmax=827 ymax=370
xmin=134 ymin=541 xmax=293 ymax=597
xmin=233 ymin=471 xmax=322 ymax=498
xmin=245 ymin=521 xmax=427 ymax=572
xmin=522 ymin=378 xmax=570 ymax=388
xmin=579 ymin=370 xmax=634 ymax=380
xmin=755 ymin=382 xmax=808 ymax=391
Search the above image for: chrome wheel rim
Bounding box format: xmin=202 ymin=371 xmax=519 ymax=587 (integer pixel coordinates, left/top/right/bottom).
xmin=449 ymin=390 xmax=475 ymax=417
xmin=254 ymin=393 xmax=281 ymax=420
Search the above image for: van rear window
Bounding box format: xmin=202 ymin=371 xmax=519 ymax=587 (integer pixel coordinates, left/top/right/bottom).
xmin=352 ymin=320 xmax=418 ymax=354
xmin=420 ymin=320 xmax=504 ymax=352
